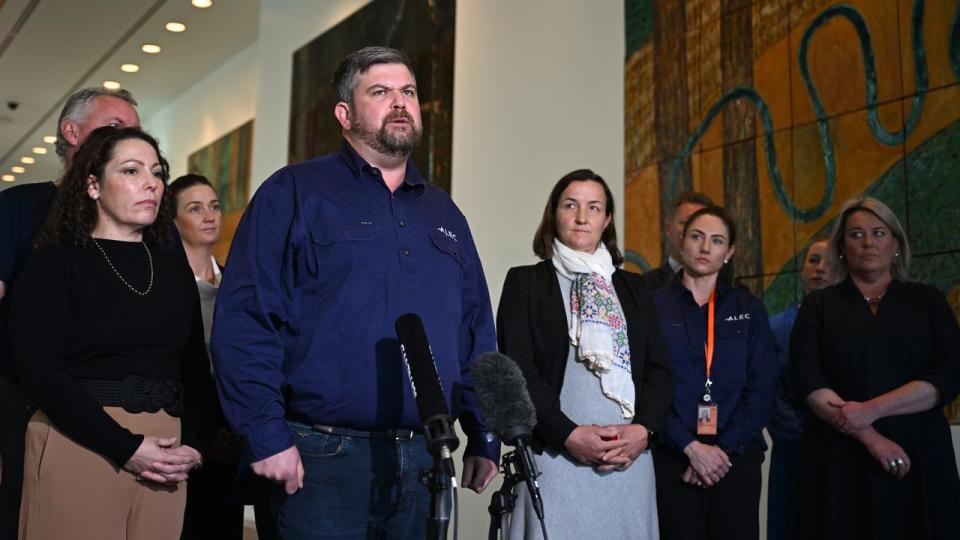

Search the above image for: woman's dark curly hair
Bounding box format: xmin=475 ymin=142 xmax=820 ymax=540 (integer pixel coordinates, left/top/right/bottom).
xmin=36 ymin=126 xmax=172 ymax=249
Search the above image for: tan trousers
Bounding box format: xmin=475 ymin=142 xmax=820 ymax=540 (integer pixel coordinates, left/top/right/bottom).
xmin=19 ymin=407 xmax=186 ymax=540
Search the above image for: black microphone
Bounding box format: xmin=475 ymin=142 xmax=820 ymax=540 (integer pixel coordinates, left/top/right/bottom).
xmin=472 ymin=352 xmax=545 ymax=521
xmin=395 ymin=313 xmax=459 ymax=478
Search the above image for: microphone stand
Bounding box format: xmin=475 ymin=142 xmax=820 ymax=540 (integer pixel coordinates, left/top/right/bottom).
xmin=487 ymin=437 xmax=548 ymax=540
xmin=420 ymin=414 xmax=459 ymax=540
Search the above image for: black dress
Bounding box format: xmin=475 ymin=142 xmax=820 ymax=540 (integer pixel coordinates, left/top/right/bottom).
xmin=790 ymin=278 xmax=960 ymax=540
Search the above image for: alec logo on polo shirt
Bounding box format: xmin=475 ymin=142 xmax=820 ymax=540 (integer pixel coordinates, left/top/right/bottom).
xmin=437 ymin=226 xmax=457 ymax=242
xmin=724 ymin=313 xmax=751 ymax=322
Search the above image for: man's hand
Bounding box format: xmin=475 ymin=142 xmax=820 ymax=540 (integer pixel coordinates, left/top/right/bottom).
xmin=564 ymin=425 xmax=624 ymax=465
xmin=251 ymin=445 xmax=304 ymax=495
xmin=462 ymin=456 xmax=497 ymax=494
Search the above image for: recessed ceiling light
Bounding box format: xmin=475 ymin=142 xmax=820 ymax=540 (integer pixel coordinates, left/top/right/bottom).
xmin=103 ymin=80 xmax=121 ymax=90
xmin=2 ymin=175 xmax=15 ymax=182
xmin=192 ymin=0 xmax=213 ymax=7
xmin=43 ymin=135 xmax=57 ymax=144
xmin=32 ymin=147 xmax=47 ymax=155
xmin=11 ymin=166 xmax=25 ymax=173
xmin=141 ymin=43 xmax=162 ymax=54
xmin=121 ymin=63 xmax=140 ymax=73
xmin=165 ymin=22 xmax=186 ymax=33
xmin=20 ymin=156 xmax=35 ymax=164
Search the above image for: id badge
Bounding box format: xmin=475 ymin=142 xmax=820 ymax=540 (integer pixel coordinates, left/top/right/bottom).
xmin=696 ymin=402 xmax=718 ymax=435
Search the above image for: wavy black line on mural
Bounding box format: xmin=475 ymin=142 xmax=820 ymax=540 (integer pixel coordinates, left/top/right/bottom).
xmin=666 ymin=0 xmax=929 ymax=224
xmin=800 ymin=1 xmax=927 ymax=147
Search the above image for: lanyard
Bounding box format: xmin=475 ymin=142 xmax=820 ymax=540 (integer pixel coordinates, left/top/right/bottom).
xmin=702 ymin=288 xmax=716 ymax=401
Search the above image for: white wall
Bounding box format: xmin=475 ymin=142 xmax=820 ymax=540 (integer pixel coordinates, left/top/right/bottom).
xmin=144 ymin=41 xmax=259 ymax=178
xmin=452 ymin=1 xmax=625 ymax=305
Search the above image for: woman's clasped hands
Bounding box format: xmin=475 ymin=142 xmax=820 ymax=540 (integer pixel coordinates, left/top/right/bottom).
xmin=124 ymin=436 xmax=203 ymax=485
xmin=565 ymin=424 xmax=652 ymax=472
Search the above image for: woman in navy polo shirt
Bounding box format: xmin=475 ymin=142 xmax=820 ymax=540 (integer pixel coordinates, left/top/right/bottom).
xmin=652 ymin=206 xmax=778 ymax=540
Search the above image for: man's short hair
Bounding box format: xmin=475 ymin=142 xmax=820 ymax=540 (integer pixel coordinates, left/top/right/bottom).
xmin=331 ymin=46 xmax=415 ymax=106
xmin=665 ymin=191 xmax=715 ymax=223
xmin=55 ymin=87 xmax=138 ymax=159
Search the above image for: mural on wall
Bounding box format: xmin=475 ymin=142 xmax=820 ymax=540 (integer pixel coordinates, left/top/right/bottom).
xmin=186 ymin=120 xmax=253 ymax=263
xmin=624 ymin=0 xmax=960 ymax=421
xmin=288 ymin=0 xmax=455 ymax=193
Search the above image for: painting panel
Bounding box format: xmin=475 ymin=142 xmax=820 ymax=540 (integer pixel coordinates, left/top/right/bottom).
xmin=186 ymin=120 xmax=254 ymax=263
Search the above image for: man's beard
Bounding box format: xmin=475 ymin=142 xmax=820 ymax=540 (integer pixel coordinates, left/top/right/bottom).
xmin=352 ymin=110 xmax=422 ymax=157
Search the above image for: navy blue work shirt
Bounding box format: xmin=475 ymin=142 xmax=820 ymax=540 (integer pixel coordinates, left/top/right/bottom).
xmin=654 ymin=276 xmax=778 ymax=455
xmin=212 ymin=141 xmax=500 ymax=463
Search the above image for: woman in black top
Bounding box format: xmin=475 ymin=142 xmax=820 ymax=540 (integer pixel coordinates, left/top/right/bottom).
xmin=13 ymin=127 xmax=211 ymax=540
xmin=791 ymin=197 xmax=960 ymax=540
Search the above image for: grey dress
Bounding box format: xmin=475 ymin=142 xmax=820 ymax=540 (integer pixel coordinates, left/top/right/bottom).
xmin=507 ymin=273 xmax=659 ymax=540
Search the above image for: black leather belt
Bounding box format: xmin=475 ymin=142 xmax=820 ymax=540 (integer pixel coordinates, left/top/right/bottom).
xmin=77 ymin=376 xmax=183 ymax=417
xmin=309 ymin=424 xmax=421 ymax=441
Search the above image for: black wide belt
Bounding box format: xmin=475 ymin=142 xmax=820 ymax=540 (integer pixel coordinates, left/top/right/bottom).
xmin=78 ymin=376 xmax=183 ymax=417
xmin=308 ymin=423 xmax=421 ymax=441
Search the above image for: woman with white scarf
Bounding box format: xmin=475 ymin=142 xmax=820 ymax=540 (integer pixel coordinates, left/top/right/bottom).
xmin=497 ymin=169 xmax=672 ymax=540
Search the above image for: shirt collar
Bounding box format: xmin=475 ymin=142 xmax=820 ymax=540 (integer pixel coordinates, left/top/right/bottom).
xmin=667 ymin=269 xmax=733 ymax=305
xmin=336 ymin=139 xmax=426 ymax=196
xmin=195 ymin=255 xmax=222 ymax=288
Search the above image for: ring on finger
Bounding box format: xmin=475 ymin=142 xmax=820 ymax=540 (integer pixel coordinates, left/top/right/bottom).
xmin=896 ymin=458 xmax=904 ymax=466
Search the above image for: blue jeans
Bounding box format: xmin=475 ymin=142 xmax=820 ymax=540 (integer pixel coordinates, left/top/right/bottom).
xmin=271 ymin=421 xmax=435 ymax=539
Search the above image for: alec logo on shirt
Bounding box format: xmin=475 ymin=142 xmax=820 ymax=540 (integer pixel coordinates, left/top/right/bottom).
xmin=724 ymin=313 xmax=750 ymax=322
xmin=437 ymin=226 xmax=457 ymax=242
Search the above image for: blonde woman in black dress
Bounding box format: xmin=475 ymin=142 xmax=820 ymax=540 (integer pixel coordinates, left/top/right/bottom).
xmin=791 ymin=197 xmax=960 ymax=540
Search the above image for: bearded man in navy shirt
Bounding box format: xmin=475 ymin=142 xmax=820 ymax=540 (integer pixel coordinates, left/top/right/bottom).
xmin=212 ymin=46 xmax=499 ymax=538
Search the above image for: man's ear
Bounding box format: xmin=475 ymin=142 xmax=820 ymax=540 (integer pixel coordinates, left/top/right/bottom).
xmin=334 ymin=102 xmax=352 ymax=131
xmin=61 ymin=120 xmax=80 ymax=148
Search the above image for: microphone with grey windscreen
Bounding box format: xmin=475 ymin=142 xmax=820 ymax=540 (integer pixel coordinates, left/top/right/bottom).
xmin=473 ymin=352 xmax=546 ymax=529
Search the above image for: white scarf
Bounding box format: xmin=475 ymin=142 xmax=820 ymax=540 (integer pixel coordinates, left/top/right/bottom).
xmin=552 ymin=240 xmax=634 ymax=418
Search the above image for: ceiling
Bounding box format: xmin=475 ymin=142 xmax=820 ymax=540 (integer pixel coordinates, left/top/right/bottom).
xmin=0 ymin=0 xmax=259 ymax=189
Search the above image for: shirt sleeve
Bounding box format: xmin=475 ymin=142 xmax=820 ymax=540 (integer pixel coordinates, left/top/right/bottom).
xmin=632 ymin=284 xmax=673 ymax=434
xmin=212 ymin=172 xmax=298 ymax=463
xmin=452 ymin=218 xmax=500 ymax=462
xmin=716 ymin=298 xmax=779 ymax=454
xmin=917 ymin=286 xmax=960 ymax=405
xmin=13 ymin=246 xmax=143 ymax=468
xmin=496 ymin=267 xmax=577 ymax=452
xmin=664 ymin=407 xmax=697 ymax=452
xmin=790 ymin=292 xmax=830 ymax=399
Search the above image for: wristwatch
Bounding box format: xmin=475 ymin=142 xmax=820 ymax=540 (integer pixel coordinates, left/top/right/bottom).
xmin=640 ymin=424 xmax=659 ymax=448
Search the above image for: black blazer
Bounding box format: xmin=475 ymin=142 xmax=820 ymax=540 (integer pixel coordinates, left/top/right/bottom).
xmin=496 ymin=260 xmax=673 ymax=452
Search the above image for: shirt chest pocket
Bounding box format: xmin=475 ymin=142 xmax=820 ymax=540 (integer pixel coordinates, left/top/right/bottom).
xmin=309 ymin=223 xmax=384 ymax=304
xmin=715 ymin=322 xmax=748 ymax=386
xmin=428 ymin=231 xmax=465 ymax=319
